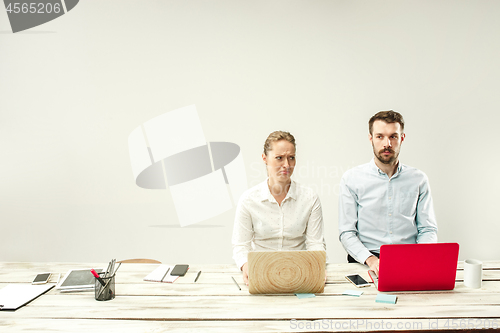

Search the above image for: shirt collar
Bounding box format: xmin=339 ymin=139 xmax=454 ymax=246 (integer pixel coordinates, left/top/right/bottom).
xmin=260 ymin=179 xmax=297 ymax=202
xmin=369 ymin=158 xmax=404 ymax=176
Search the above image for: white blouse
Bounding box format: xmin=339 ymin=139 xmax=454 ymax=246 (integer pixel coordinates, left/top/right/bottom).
xmin=232 ymin=179 xmax=326 ymax=269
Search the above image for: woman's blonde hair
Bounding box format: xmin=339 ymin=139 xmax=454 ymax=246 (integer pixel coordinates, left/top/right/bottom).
xmin=263 ymin=131 xmax=296 ymax=156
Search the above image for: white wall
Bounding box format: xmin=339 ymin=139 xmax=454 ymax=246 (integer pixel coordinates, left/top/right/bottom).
xmin=1 ymin=0 xmax=499 ymax=264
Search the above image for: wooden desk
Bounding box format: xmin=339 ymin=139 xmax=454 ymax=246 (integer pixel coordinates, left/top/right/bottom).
xmin=1 ymin=261 xmax=499 ymax=332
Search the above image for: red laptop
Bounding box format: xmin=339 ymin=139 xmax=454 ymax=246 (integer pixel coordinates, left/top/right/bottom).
xmin=368 ymin=243 xmax=459 ymax=292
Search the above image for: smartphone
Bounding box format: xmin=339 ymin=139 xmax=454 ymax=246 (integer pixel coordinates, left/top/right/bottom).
xmin=345 ymin=274 xmax=370 ymax=288
xmin=170 ymin=264 xmax=189 ymax=276
xmin=32 ymin=272 xmax=51 ymax=285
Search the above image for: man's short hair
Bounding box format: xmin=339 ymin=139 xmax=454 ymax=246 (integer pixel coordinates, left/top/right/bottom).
xmin=369 ymin=110 xmax=405 ymax=135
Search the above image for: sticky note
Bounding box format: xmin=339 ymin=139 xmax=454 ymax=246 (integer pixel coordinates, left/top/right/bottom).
xmin=343 ymin=289 xmax=364 ymax=297
xmin=295 ymin=293 xmax=316 ymax=299
xmin=375 ymin=294 xmax=398 ymax=304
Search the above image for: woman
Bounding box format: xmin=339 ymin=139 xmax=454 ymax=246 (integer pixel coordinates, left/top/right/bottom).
xmin=232 ymin=131 xmax=326 ymax=285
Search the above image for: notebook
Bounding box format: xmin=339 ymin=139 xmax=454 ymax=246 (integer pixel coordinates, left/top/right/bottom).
xmin=0 ymin=284 xmax=54 ymax=310
xmin=248 ymin=250 xmax=326 ymax=294
xmin=144 ymin=265 xmax=179 ymax=283
xmin=368 ymin=243 xmax=459 ymax=292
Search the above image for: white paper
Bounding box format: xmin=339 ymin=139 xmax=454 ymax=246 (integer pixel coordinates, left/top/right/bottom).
xmin=0 ymin=284 xmax=53 ymax=310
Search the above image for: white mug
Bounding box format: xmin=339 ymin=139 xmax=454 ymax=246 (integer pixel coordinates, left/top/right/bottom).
xmin=464 ymin=259 xmax=482 ymax=289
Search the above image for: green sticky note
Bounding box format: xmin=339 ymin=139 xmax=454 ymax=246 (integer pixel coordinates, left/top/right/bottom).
xmin=375 ymin=294 xmax=397 ymax=304
xmin=295 ymin=293 xmax=316 ymax=299
xmin=343 ymin=289 xmax=364 ymax=297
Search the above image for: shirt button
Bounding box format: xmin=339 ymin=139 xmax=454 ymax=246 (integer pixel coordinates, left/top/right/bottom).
xmin=390 ymin=231 xmax=393 ymax=234
xmin=389 ymin=197 xmax=391 ymax=200
xmin=389 ymin=214 xmax=392 ymax=216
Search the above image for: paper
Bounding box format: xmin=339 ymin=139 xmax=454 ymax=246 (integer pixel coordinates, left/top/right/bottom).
xmin=144 ymin=265 xmax=179 ymax=283
xmin=375 ymin=294 xmax=398 ymax=304
xmin=295 ymin=293 xmax=316 ymax=299
xmin=343 ymin=289 xmax=364 ymax=297
xmin=0 ymin=284 xmax=54 ymax=310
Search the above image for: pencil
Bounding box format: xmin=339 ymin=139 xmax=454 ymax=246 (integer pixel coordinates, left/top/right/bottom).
xmin=161 ymin=267 xmax=171 ymax=282
xmin=231 ymin=276 xmax=241 ymax=290
xmin=194 ymin=271 xmax=201 ymax=282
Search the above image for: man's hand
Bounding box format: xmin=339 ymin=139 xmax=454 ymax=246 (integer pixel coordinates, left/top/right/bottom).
xmin=241 ymin=262 xmax=249 ymax=286
xmin=365 ymin=255 xmax=379 ymax=276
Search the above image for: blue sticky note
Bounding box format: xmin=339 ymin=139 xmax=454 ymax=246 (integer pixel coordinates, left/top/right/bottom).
xmin=295 ymin=293 xmax=316 ymax=299
xmin=375 ymin=294 xmax=398 ymax=304
xmin=343 ymin=289 xmax=364 ymax=297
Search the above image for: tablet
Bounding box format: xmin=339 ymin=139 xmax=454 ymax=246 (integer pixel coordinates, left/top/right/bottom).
xmin=56 ymin=268 xmax=104 ymax=291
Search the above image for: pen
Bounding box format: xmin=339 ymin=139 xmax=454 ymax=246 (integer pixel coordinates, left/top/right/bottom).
xmin=231 ymin=276 xmax=241 ymax=290
xmin=113 ymin=262 xmax=122 ymax=275
xmin=91 ymin=269 xmax=106 ymax=287
xmin=194 ymin=271 xmax=201 ymax=282
xmin=96 ymin=277 xmax=113 ymax=298
xmin=104 ymin=260 xmax=112 ymax=278
xmin=108 ymin=259 xmax=116 ymax=277
xmin=161 ymin=267 xmax=171 ymax=282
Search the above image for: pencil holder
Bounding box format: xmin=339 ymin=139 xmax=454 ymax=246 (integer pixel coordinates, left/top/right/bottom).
xmin=95 ymin=273 xmax=115 ymax=301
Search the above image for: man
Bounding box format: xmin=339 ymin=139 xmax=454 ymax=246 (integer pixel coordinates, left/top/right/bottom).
xmin=338 ymin=110 xmax=438 ymax=275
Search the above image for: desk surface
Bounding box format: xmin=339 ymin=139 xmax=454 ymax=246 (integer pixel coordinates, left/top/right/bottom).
xmin=1 ymin=261 xmax=499 ymax=332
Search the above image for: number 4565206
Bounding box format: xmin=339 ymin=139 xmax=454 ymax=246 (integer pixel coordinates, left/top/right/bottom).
xmin=6 ymin=2 xmax=62 ymax=14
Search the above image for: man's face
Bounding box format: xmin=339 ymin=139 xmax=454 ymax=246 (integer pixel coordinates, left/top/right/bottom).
xmin=369 ymin=120 xmax=405 ymax=165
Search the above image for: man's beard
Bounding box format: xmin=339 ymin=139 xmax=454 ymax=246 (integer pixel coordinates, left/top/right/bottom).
xmin=374 ymin=146 xmax=399 ymax=165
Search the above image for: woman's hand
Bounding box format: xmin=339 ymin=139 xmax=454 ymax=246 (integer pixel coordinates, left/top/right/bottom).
xmin=241 ymin=262 xmax=249 ymax=286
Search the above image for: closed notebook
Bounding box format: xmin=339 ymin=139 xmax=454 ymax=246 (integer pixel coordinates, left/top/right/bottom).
xmin=144 ymin=265 xmax=179 ymax=283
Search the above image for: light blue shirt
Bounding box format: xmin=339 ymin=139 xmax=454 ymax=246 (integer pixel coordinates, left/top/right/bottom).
xmin=338 ymin=159 xmax=438 ymax=264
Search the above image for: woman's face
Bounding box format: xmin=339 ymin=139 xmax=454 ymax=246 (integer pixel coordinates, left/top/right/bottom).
xmin=262 ymin=140 xmax=296 ymax=184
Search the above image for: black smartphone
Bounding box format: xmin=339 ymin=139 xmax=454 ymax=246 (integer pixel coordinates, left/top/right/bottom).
xmin=170 ymin=264 xmax=189 ymax=276
xmin=345 ymin=274 xmax=371 ymax=288
xmin=32 ymin=272 xmax=51 ymax=284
